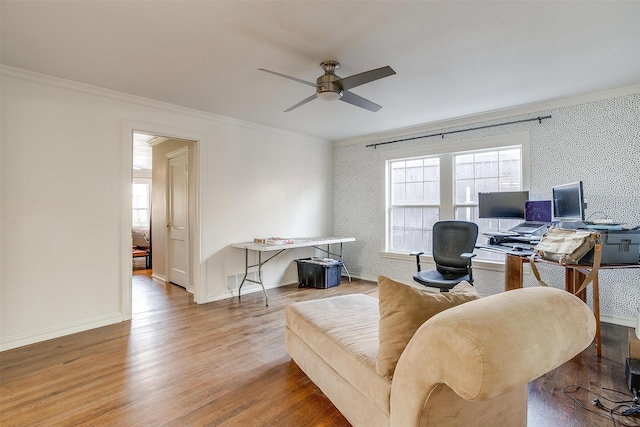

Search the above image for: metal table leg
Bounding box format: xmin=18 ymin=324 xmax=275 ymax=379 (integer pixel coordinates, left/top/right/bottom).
xmin=238 ymin=248 xmax=286 ymax=306
xmin=238 ymin=249 xmax=269 ymax=306
xmin=339 ymin=242 xmax=351 ymax=283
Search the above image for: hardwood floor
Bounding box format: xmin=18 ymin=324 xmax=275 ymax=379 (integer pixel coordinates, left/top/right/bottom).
xmin=0 ymin=275 xmax=635 ymax=426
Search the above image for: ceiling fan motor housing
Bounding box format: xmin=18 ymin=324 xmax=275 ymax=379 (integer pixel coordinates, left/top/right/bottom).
xmin=316 ymin=61 xmax=343 ymax=101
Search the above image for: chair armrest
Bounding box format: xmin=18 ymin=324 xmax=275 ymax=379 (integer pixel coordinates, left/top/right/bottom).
xmin=460 ymin=252 xmax=477 ymax=284
xmin=390 ymin=287 xmax=595 ymax=426
xmin=410 ymin=252 xmax=425 ymax=272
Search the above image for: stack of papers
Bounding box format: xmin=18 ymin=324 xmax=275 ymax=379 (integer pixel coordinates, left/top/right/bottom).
xmin=254 ymin=237 xmax=295 ymax=245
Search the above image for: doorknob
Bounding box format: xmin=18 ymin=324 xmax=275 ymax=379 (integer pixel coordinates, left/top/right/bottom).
xmin=166 ymin=223 xmax=171 ymax=228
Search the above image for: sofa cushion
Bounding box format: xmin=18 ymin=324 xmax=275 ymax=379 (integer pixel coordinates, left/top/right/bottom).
xmin=285 ymin=294 xmax=392 ymax=415
xmin=376 ymin=276 xmax=479 ymax=380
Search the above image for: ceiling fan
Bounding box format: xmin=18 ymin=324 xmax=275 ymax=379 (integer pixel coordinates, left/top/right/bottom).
xmin=258 ymin=61 xmax=396 ymax=112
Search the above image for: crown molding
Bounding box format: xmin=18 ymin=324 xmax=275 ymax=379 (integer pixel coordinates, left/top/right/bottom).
xmin=0 ymin=64 xmax=330 ymax=146
xmin=334 ymin=84 xmax=640 ymax=147
xmin=147 ymin=136 xmax=168 ymax=147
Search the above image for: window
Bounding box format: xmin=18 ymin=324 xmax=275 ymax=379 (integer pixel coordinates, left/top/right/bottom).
xmin=389 ymin=158 xmax=440 ymax=253
xmin=132 ymin=181 xmax=151 ymax=228
xmin=385 ymin=133 xmax=529 ymax=257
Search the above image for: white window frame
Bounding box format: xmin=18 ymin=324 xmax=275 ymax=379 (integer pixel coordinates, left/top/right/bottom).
xmin=132 ymin=178 xmax=152 ymax=229
xmin=382 ymin=132 xmax=530 ymax=262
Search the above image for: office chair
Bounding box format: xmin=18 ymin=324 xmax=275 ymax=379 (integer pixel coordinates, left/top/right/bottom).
xmin=411 ymin=220 xmax=478 ymax=292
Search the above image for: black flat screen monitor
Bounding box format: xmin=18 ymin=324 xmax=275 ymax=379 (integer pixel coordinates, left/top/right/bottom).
xmin=552 ymin=181 xmax=585 ymax=221
xmin=478 ymin=191 xmax=529 ymax=219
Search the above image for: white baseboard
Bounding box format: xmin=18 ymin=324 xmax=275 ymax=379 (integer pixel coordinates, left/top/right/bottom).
xmin=151 ymin=273 xmax=166 ymax=282
xmin=348 ymin=273 xmax=378 ymax=283
xmin=204 ymin=278 xmax=300 ymax=303
xmin=601 ymin=315 xmax=636 ymax=328
xmin=0 ymin=312 xmax=124 ymax=352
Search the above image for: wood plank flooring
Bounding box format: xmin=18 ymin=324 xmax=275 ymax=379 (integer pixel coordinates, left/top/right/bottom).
xmin=0 ymin=275 xmax=636 ymax=426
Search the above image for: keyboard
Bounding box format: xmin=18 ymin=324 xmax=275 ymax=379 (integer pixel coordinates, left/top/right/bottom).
xmin=477 ymin=243 xmax=535 ymax=255
xmin=497 ymin=242 xmax=535 ymax=251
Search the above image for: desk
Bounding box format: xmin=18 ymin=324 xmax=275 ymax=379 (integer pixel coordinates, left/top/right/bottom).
xmin=133 ymin=247 xmax=151 ymax=269
xmin=505 ymin=245 xmax=614 ymax=356
xmin=478 ymin=243 xmax=604 ymax=354
xmin=480 ymin=242 xmax=640 ymax=356
xmin=231 ymin=237 xmax=356 ymax=306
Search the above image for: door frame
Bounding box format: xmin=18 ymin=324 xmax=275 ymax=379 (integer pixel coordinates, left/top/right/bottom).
xmin=120 ymin=120 xmax=206 ymax=321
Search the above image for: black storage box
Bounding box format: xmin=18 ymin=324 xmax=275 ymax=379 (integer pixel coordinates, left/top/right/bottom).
xmin=581 ymin=229 xmax=640 ymax=265
xmin=296 ymin=258 xmax=343 ymax=289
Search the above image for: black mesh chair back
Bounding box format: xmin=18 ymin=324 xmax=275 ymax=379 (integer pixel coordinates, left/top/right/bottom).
xmin=411 ymin=220 xmax=479 ymax=291
xmin=433 ymin=221 xmax=478 ymax=278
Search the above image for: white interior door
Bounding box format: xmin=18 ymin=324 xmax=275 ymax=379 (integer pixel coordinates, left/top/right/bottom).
xmin=167 ymin=149 xmax=189 ymax=288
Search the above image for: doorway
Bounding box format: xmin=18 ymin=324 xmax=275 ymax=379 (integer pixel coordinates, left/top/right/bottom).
xmin=123 ymin=124 xmax=202 ymax=321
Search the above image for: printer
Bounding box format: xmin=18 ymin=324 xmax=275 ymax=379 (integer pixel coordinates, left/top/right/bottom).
xmin=581 ymin=229 xmax=640 ymax=265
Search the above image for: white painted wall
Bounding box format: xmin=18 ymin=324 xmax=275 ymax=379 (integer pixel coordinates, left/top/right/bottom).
xmin=0 ymin=68 xmax=333 ymax=350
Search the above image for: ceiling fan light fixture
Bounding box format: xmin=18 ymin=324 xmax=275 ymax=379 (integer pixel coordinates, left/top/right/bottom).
xmin=317 ymin=90 xmax=342 ymax=101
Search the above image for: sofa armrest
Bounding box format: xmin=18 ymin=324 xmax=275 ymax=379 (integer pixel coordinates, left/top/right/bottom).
xmin=390 ymin=287 xmax=595 ymax=426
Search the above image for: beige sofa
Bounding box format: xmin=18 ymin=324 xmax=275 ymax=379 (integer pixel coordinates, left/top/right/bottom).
xmin=285 ymin=278 xmax=595 ymax=426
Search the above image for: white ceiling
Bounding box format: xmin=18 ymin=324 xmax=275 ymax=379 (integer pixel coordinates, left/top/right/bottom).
xmin=2 ymin=1 xmax=639 ymax=142
xmin=132 ymin=132 xmax=154 ymax=171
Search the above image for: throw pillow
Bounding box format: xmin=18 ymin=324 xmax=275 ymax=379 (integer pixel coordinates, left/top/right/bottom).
xmin=376 ymin=276 xmax=480 ymax=380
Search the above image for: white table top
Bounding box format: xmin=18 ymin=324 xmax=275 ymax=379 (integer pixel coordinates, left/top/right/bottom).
xmin=232 ymin=237 xmax=355 ymax=252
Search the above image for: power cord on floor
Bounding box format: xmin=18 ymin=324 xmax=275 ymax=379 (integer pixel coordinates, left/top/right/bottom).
xmin=562 ymin=385 xmax=640 ymax=427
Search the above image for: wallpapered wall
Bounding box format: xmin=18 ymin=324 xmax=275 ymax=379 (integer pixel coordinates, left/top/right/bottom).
xmin=334 ymin=93 xmax=640 ymax=325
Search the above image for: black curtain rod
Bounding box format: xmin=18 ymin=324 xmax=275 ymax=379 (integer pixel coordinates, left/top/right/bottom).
xmin=366 ymin=115 xmax=552 ymax=149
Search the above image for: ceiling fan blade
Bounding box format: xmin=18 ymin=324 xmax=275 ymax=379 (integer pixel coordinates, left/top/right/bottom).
xmin=337 ymin=66 xmax=396 ymax=91
xmin=340 ymin=90 xmax=382 ymax=112
xmin=258 ymin=68 xmax=317 ymax=87
xmin=284 ymin=94 xmax=317 ymax=112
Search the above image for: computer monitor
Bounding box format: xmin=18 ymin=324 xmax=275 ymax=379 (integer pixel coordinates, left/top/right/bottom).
xmin=552 ymin=181 xmax=585 ymax=221
xmin=478 ymin=191 xmax=529 ymax=219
